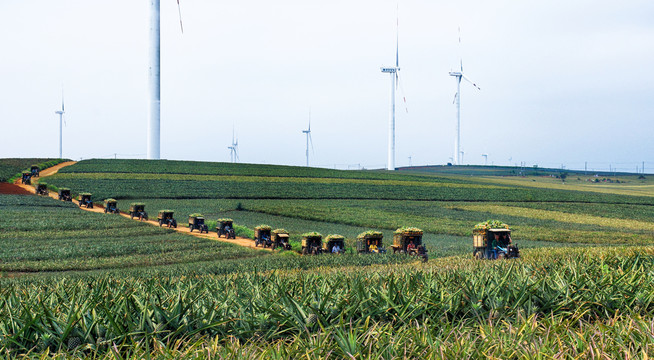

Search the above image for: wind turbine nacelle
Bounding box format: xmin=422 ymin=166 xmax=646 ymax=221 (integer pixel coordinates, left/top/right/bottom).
xmin=449 ymin=71 xmax=462 ymax=76
xmin=381 ymin=67 xmax=398 ymax=73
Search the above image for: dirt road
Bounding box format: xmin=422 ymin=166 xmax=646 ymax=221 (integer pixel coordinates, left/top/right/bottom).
xmin=12 ymin=161 xmax=266 ymax=251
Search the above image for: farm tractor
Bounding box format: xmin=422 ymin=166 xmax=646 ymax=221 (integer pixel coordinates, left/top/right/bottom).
xmin=78 ymin=193 xmax=94 ymax=209
xmin=30 ymin=165 xmax=40 ymax=177
xmin=158 ymin=210 xmax=177 ymax=228
xmin=357 ymin=231 xmax=386 ymax=254
xmin=472 ymin=220 xmax=520 ymax=260
xmin=271 ymin=229 xmax=292 ymax=250
xmin=324 ymin=235 xmax=346 ymax=254
xmin=21 ymin=172 xmax=31 ymax=185
xmin=302 ymin=232 xmax=323 ymax=255
xmin=104 ymin=199 xmax=120 ymax=214
xmin=254 ymin=225 xmax=273 ymax=248
xmin=392 ymin=227 xmax=428 ymax=262
xmin=188 ymin=214 xmax=209 ymax=233
xmin=129 ymin=203 xmax=148 ymax=221
xmin=58 ymin=188 xmax=72 ymax=201
xmin=217 ymin=218 xmax=235 ymax=239
xmin=35 ymin=183 xmax=48 ymax=196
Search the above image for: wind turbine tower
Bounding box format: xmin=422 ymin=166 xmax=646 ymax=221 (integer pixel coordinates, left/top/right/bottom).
xmin=449 ymin=28 xmax=480 ymax=165
xmin=148 ymin=0 xmax=161 ymax=160
xmin=147 ymin=0 xmax=184 ymax=160
xmin=228 ymin=129 xmax=239 ymax=163
xmin=380 ymin=8 xmax=407 ymax=171
xmin=55 ymin=89 xmax=65 ymax=159
xmin=302 ymin=117 xmax=314 ymax=167
xmin=482 ymin=153 xmax=488 ymax=165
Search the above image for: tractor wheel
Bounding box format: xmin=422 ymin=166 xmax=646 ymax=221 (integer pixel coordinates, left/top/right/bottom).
xmin=159 ymin=220 xmax=162 ymax=226
xmin=89 ymin=204 xmax=93 ymax=209
xmin=173 ymin=220 xmax=177 ymax=228
xmin=104 ymin=208 xmax=107 ymax=214
xmin=190 ymin=227 xmax=194 ymax=233
xmin=497 ymin=252 xmax=506 ymax=260
xmin=302 ymin=248 xmax=308 ymax=255
xmin=255 ymin=241 xmax=259 ymax=247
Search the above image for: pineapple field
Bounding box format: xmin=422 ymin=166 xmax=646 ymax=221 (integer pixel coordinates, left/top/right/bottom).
xmin=1 ymin=158 xmax=654 ymax=358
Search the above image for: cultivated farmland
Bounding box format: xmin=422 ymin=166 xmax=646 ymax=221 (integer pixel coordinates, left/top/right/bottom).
xmin=2 ymin=158 xmax=654 ymax=358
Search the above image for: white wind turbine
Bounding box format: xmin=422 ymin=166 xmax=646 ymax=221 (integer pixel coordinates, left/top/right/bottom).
xmin=302 ymin=114 xmax=314 ymax=167
xmin=449 ymin=28 xmax=480 ymax=165
xmin=147 ymin=0 xmax=184 ymax=160
xmin=228 ymin=128 xmax=239 ymax=163
xmin=380 ymin=7 xmax=408 ymax=171
xmin=55 ymin=87 xmax=65 ymax=159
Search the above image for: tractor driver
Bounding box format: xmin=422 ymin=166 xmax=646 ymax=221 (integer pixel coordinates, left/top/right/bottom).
xmin=369 ymin=241 xmax=379 ymax=253
xmin=491 ymin=233 xmax=504 ymax=259
xmin=407 ymin=241 xmax=416 ymax=253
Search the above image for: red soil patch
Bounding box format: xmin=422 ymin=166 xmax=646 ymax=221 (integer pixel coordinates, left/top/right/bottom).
xmin=0 ymin=183 xmax=32 ymax=195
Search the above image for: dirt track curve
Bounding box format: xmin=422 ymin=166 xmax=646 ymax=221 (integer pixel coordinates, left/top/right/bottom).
xmin=12 ymin=161 xmax=267 ymax=251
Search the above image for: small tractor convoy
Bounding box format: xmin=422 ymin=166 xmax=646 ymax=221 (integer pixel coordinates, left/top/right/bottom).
xmin=35 ymin=183 xmax=48 ymax=196
xmin=104 ymin=199 xmax=119 ymax=214
xmin=30 ymin=165 xmax=40 ymax=177
xmin=157 ymin=210 xmax=177 ymax=228
xmin=472 ymin=220 xmax=520 ymax=260
xmin=129 ymin=203 xmax=148 ymax=221
xmin=188 ymin=214 xmax=209 ymax=233
xmin=254 ymin=225 xmax=273 ymax=248
xmin=21 ymin=172 xmax=31 ymax=185
xmin=217 ymin=218 xmax=235 ymax=239
xmin=392 ymin=227 xmax=428 ymax=262
xmin=324 ymin=234 xmax=346 ymax=254
xmin=302 ymin=232 xmax=323 ymax=255
xmin=356 ymin=230 xmax=386 ymax=254
xmin=58 ymin=188 xmax=72 ymax=201
xmin=78 ymin=193 xmax=94 ymax=208
xmin=271 ymin=229 xmax=292 ymax=250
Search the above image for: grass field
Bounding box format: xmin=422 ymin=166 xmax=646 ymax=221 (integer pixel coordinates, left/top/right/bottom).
xmin=2 ymin=158 xmax=654 ymax=358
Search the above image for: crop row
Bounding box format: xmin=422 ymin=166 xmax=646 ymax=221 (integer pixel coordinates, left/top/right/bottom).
xmin=59 ymin=159 xmax=462 ymax=183
xmin=0 ymin=194 xmax=262 ymax=272
xmin=1 ymin=246 xmax=653 ymax=356
xmin=0 ymin=158 xmax=67 ymax=182
xmin=44 ymin=175 xmax=654 ymax=205
xmin=172 ymin=198 xmax=654 ymax=245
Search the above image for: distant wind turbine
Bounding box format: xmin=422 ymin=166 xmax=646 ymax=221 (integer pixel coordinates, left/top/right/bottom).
xmin=380 ymin=6 xmax=408 ymax=171
xmin=302 ymin=113 xmax=314 ymax=167
xmin=482 ymin=153 xmax=488 ymax=165
xmin=228 ymin=128 xmax=239 ymax=163
xmin=449 ymin=27 xmax=480 ymax=165
xmin=147 ymin=0 xmax=184 ymax=160
xmin=55 ymin=87 xmax=65 ymax=159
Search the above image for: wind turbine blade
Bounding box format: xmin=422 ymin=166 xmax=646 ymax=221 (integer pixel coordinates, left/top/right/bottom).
xmin=309 ymin=133 xmax=315 ymax=155
xmin=458 ymin=27 xmax=462 ymax=72
xmin=397 ymin=71 xmax=408 ymax=113
xmin=177 ymin=0 xmax=184 ymax=33
xmin=395 ymin=3 xmax=399 ymax=68
xmin=461 ymin=74 xmax=481 ymax=90
xmin=453 ymin=92 xmax=458 ymax=104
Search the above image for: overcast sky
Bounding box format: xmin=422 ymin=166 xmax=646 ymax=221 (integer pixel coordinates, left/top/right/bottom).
xmin=1 ymin=0 xmax=653 ymax=172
